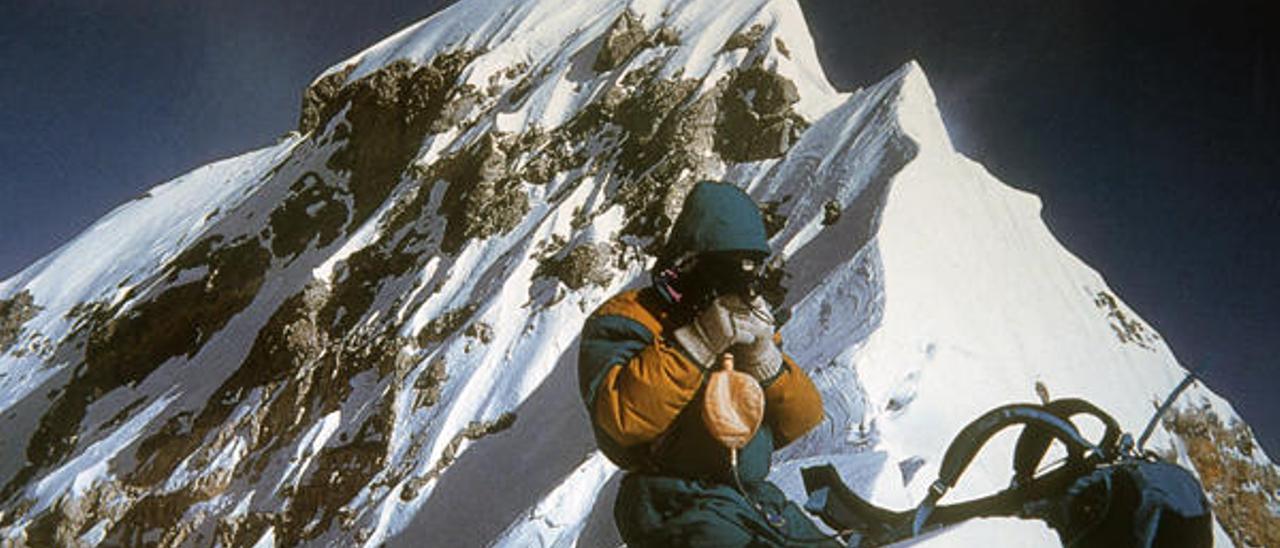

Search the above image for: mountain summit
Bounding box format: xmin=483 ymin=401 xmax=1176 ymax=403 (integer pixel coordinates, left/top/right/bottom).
xmin=1 ymin=0 xmax=1274 ymax=546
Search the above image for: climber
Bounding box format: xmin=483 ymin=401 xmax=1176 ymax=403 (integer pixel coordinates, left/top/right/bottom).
xmin=577 ymin=180 xmax=840 ymax=547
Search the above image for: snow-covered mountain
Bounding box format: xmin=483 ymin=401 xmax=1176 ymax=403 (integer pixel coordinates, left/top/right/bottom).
xmin=1 ymin=0 xmax=1275 ymax=546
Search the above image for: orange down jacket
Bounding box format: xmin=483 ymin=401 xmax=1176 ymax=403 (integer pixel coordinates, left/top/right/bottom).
xmin=578 ymin=286 xmax=824 ymax=482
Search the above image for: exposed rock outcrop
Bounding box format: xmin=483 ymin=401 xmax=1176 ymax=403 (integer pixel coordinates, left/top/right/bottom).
xmin=594 ymin=10 xmax=648 ymax=72
xmin=0 ymin=290 xmax=40 ymax=354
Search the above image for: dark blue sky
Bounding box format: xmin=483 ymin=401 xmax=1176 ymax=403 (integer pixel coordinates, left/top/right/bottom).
xmin=1 ymin=1 xmax=1276 ymax=454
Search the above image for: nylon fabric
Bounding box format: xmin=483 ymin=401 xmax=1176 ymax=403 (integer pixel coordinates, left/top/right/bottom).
xmin=660 ymin=181 xmax=772 ymax=265
xmin=616 ymin=473 xmax=844 ymax=547
xmin=592 ymin=339 xmax=706 ymax=448
xmin=579 ymin=313 xmax=654 ymax=404
xmin=763 ymin=356 xmax=825 ymax=447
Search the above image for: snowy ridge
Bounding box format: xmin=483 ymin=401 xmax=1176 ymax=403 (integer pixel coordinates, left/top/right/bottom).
xmin=0 ymin=0 xmax=1272 ymax=546
xmin=315 ymin=0 xmax=842 ymax=126
xmin=0 ymin=139 xmax=299 ymax=411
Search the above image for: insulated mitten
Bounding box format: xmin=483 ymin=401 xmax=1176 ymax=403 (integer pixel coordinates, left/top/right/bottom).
xmin=672 ymin=294 xmax=754 ymax=367
xmin=731 ymin=298 xmax=784 ymax=383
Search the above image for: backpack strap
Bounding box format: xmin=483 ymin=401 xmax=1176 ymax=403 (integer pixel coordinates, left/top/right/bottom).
xmin=910 ymin=403 xmax=1095 ymax=535
xmin=803 ymin=403 xmax=1100 ymax=545
xmin=1012 ymin=398 xmax=1121 ymax=484
xmin=802 ymin=457 xmax=1090 ymax=546
xmin=802 ymin=465 xmax=896 ymax=545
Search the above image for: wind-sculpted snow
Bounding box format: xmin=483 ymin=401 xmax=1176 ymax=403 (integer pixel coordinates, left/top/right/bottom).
xmin=0 ymin=0 xmax=1274 ymax=546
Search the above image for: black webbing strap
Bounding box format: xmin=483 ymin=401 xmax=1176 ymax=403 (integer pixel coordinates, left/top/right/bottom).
xmin=911 ymin=404 xmax=1095 ymax=534
xmin=802 ymin=402 xmax=1111 ymax=546
xmin=803 ymin=462 xmax=1087 ymax=547
xmin=1012 ymin=398 xmax=1121 ymax=483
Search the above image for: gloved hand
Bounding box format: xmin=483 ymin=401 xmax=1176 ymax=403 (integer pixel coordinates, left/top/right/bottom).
xmin=672 ymin=294 xmax=756 ymax=368
xmin=729 ymin=298 xmax=784 ymax=383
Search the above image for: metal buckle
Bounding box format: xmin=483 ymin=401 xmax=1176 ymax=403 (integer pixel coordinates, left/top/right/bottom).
xmin=929 ymin=480 xmax=949 ymax=497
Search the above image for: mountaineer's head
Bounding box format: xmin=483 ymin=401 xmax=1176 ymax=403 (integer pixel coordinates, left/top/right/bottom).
xmin=653 ymin=180 xmax=772 ymax=312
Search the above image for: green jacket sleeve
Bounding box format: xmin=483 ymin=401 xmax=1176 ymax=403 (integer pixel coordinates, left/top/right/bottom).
xmin=579 ymin=291 xmax=706 ymax=449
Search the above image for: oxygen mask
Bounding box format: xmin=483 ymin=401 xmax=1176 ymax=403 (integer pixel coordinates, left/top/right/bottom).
xmin=700 ymin=252 xmax=765 ymax=299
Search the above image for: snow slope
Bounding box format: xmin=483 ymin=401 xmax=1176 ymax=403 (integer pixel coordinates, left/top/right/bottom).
xmin=0 ymin=0 xmax=1271 ymax=546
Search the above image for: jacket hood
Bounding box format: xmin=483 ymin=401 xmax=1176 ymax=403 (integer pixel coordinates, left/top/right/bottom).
xmin=658 ymin=181 xmax=771 ymax=266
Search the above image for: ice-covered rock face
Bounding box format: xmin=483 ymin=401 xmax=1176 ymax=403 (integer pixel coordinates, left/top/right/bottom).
xmin=0 ymin=0 xmax=1274 ymax=546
